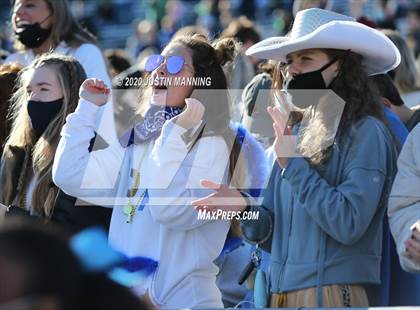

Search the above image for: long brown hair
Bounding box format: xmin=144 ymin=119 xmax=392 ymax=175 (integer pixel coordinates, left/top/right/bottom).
xmin=0 ymin=54 xmax=86 ymax=217
xmin=11 ymin=0 xmax=97 ymax=51
xmin=324 ymin=49 xmax=384 ymax=127
xmin=136 ymin=35 xmax=245 ymax=234
xmin=273 ymin=49 xmax=384 ymax=165
xmin=173 ymin=36 xmax=248 ymax=235
xmin=169 ymin=36 xmax=248 ymax=187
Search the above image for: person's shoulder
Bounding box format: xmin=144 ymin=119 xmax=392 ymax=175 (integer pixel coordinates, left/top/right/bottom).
xmin=4 ymin=51 xmax=28 ymax=65
xmin=401 ymin=90 xmax=420 ymax=108
xmin=70 ymin=43 xmax=102 ymax=58
xmin=198 ymin=134 xmax=227 ymax=149
xmin=407 ymin=122 xmax=420 ymax=141
xmin=352 ymin=116 xmax=389 ymax=136
xmin=346 ymin=116 xmax=395 ymax=151
xmin=194 ymin=134 xmax=229 ymax=160
xmin=410 ymin=105 xmax=420 ymax=121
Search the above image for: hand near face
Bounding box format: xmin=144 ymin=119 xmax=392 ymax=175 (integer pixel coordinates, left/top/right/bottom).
xmin=405 ymin=220 xmax=420 ymax=263
xmin=79 ymin=78 xmax=110 ymax=106
xmin=267 ymin=106 xmax=296 ymax=168
xmin=174 ymin=98 xmax=205 ymax=130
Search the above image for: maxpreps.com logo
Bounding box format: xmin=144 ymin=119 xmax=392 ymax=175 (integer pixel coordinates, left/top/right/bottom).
xmin=197 ymin=209 xmax=259 ymax=221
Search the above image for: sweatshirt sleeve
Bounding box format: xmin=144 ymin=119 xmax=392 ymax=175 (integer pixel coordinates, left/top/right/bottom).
xmin=388 ymin=124 xmax=420 ymax=273
xmin=282 ymin=118 xmax=396 ymax=245
xmin=52 ymin=99 xmax=126 ymax=205
xmin=73 ymin=43 xmax=117 ymax=144
xmin=146 ymin=120 xmax=230 ymax=230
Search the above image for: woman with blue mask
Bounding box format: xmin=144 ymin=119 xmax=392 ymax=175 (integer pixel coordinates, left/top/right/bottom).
xmin=193 ymin=8 xmax=401 ymax=307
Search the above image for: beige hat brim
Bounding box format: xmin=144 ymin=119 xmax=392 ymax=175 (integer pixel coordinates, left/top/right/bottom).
xmin=245 ymin=21 xmax=401 ymax=75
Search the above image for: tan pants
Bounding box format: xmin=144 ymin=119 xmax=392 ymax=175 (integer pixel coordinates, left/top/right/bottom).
xmin=270 ymin=284 xmax=369 ymax=308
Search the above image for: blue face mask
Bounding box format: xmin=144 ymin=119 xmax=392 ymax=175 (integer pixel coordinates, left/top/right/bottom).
xmin=27 ymin=98 xmax=63 ymax=139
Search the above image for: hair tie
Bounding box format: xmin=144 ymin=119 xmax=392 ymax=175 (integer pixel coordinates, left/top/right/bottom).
xmin=192 ymin=33 xmax=208 ymax=42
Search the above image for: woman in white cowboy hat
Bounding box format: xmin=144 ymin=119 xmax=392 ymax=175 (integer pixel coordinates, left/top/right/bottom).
xmin=193 ymin=8 xmax=401 ymax=307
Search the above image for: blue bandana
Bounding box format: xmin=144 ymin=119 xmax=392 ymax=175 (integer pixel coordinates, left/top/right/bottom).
xmin=119 ymin=104 xmax=183 ymax=147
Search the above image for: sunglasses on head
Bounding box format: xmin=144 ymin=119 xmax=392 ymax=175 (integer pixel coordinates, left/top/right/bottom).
xmin=144 ymin=54 xmax=193 ymax=75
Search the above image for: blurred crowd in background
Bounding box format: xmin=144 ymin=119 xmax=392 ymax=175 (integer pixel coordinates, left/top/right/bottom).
xmin=0 ymin=1 xmax=419 ymax=309
xmin=1 ymin=0 xmax=420 ymax=80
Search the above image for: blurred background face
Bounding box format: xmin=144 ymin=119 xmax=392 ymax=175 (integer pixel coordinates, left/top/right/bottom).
xmin=13 ymin=0 xmax=52 ymax=30
xmin=150 ymin=43 xmax=195 ymax=107
xmin=407 ymin=11 xmax=420 ymax=32
xmin=26 ymin=66 xmax=63 ymax=102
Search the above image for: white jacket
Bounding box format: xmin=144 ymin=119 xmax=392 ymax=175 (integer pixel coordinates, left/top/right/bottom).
xmin=5 ymin=42 xmax=116 ymax=143
xmin=388 ymin=123 xmax=420 ymax=273
xmin=52 ymin=99 xmax=231 ymax=308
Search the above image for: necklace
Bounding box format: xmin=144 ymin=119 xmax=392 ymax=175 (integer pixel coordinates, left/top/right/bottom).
xmin=122 ymin=143 xmax=151 ymax=223
xmin=123 ymin=170 xmax=147 ymax=223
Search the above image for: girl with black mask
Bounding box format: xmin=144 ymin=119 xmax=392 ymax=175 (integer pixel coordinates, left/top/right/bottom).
xmin=8 ymin=0 xmax=97 ymax=61
xmin=5 ymin=1 xmax=115 ymax=144
xmin=0 ymin=54 xmax=111 ymax=232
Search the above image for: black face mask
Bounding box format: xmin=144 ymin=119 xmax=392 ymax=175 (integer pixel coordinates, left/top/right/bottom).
xmin=285 ymin=58 xmax=338 ymax=108
xmin=15 ymin=15 xmax=51 ymax=48
xmin=27 ymin=98 xmax=63 ymax=139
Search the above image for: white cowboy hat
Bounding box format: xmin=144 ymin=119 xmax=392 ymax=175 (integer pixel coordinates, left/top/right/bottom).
xmin=245 ymin=8 xmax=401 ymax=75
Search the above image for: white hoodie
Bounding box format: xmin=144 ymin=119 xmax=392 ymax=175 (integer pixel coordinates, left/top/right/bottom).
xmin=388 ymin=123 xmax=420 ymax=273
xmin=53 ymin=99 xmax=231 ymax=308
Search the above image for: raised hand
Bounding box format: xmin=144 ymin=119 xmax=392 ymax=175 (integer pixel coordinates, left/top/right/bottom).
xmin=191 ymin=180 xmax=248 ymax=213
xmin=267 ymin=106 xmax=296 ymax=168
xmin=405 ymin=221 xmax=420 ymax=262
xmin=174 ymin=98 xmax=205 ymax=130
xmin=79 ymin=78 xmax=110 ymax=106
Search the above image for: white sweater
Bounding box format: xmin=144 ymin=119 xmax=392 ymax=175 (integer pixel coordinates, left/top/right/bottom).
xmin=388 ymin=123 xmax=420 ymax=273
xmin=52 ymin=99 xmax=231 ymax=308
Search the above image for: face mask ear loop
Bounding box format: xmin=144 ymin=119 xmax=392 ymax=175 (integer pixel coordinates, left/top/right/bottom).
xmin=38 ymin=14 xmax=52 ymax=26
xmin=319 ymin=57 xmax=339 ymax=72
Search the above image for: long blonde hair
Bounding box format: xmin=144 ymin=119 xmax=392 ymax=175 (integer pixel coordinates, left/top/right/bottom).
xmin=0 ymin=53 xmax=86 ymax=217
xmin=12 ymin=0 xmax=97 ymax=51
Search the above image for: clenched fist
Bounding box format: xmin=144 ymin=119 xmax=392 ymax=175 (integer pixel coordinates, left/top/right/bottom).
xmin=174 ymin=98 xmax=205 ymax=130
xmin=79 ymin=78 xmax=110 ymax=106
